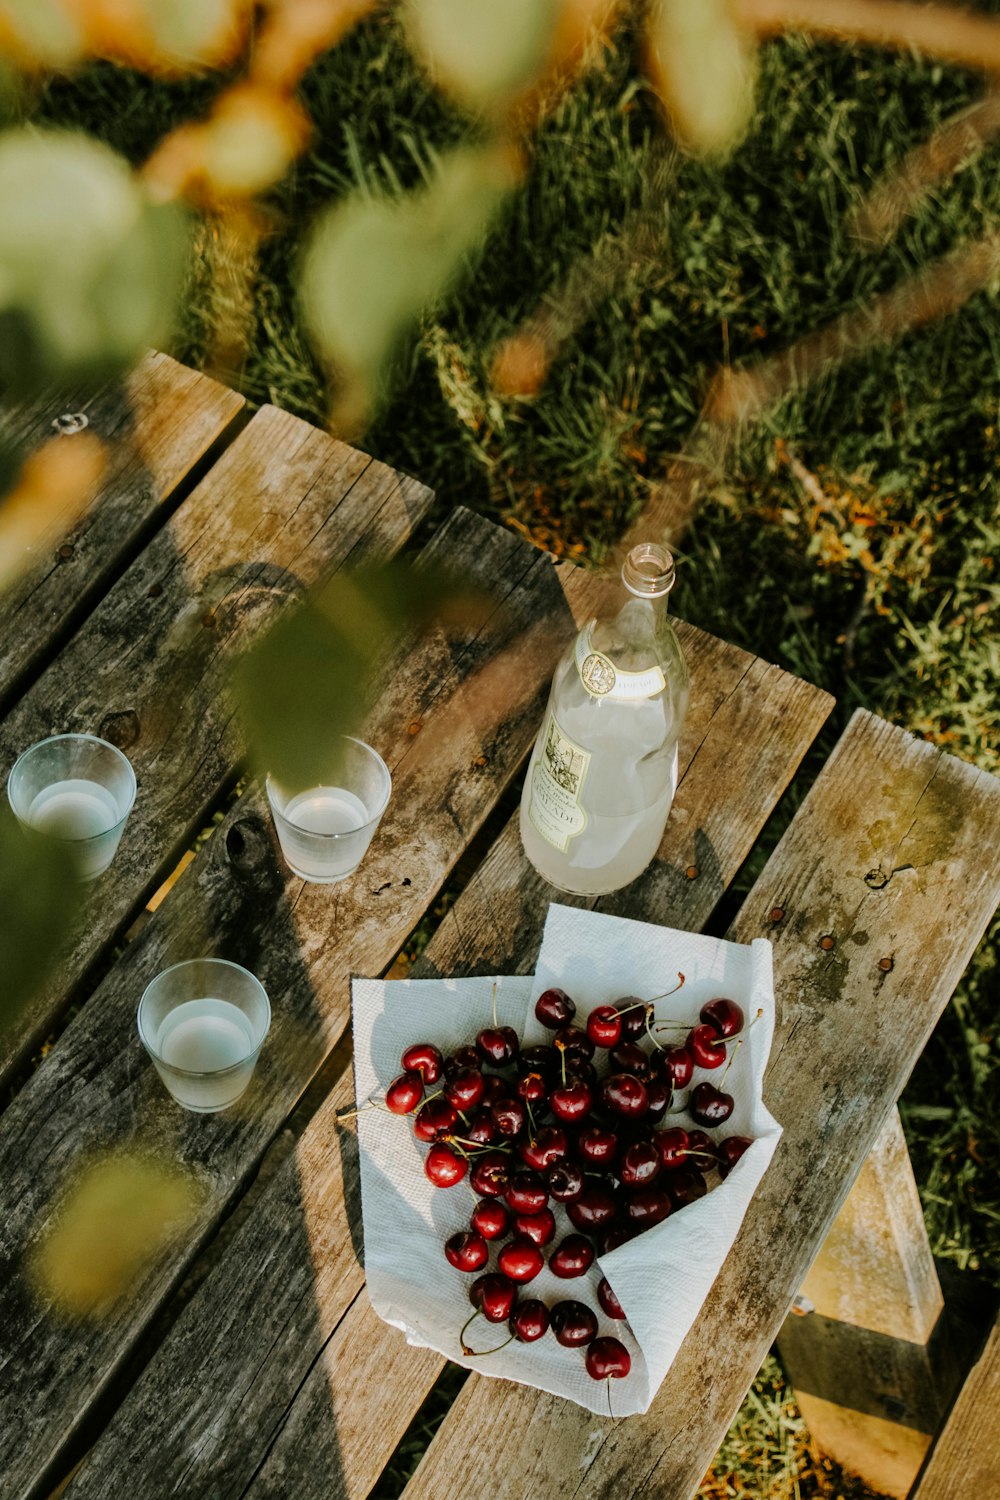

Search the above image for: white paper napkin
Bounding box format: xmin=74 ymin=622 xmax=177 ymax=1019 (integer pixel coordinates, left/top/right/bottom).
xmin=352 ymin=903 xmax=781 ymax=1416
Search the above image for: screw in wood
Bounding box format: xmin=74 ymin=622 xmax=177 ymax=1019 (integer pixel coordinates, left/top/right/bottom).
xmin=878 ymin=956 xmax=894 ymax=972
xmin=407 ymin=720 xmax=421 ymax=736
xmin=770 ymin=906 xmax=785 ymax=923
xmin=685 ymin=865 xmax=699 ymax=880
xmin=819 ymin=934 xmax=835 ymax=950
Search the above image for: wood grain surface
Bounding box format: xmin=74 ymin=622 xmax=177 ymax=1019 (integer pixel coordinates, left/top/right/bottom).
xmin=399 ymin=711 xmax=1000 ymax=1500
xmin=0 ymin=403 xmax=431 ymax=1086
xmin=0 ymin=351 xmax=244 ymax=714
xmin=0 ymin=509 xmax=593 ymax=1500
xmin=58 ymin=603 xmax=832 ymax=1500
xmin=908 ymin=1311 xmax=1000 ymax=1499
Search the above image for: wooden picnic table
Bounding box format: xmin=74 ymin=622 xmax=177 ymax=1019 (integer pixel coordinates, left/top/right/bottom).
xmin=1 ymin=355 xmax=998 ymax=1500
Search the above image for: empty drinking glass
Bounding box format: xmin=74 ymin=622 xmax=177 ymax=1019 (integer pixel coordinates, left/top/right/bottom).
xmin=137 ymin=958 xmax=271 ymax=1113
xmin=7 ymin=732 xmax=137 ymax=880
xmin=266 ymin=736 xmax=391 ymax=884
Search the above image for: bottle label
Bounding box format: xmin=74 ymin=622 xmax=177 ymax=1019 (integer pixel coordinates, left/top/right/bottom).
xmin=575 ymin=622 xmax=666 ymax=700
xmin=527 ymin=712 xmax=590 ymax=852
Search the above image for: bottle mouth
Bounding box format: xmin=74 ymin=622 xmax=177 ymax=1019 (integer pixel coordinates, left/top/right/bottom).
xmin=621 ymin=543 xmax=675 ymax=598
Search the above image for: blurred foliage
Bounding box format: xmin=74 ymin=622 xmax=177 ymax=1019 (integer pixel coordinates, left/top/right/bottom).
xmin=403 ymin=0 xmax=558 ymax=114
xmin=30 ymin=1150 xmax=201 ymax=1317
xmin=646 ymin=0 xmax=758 ymax=154
xmin=0 ymin=810 xmax=81 ymax=1037
xmin=0 ymin=430 xmax=106 ymax=589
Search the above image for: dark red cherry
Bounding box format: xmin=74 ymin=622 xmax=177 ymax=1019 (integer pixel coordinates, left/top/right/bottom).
xmin=471 ymin=1198 xmax=510 ymax=1240
xmin=668 ymin=1166 xmax=707 ymax=1208
xmin=658 ymin=1044 xmax=694 ymax=1090
xmin=549 ymin=1234 xmax=595 ymax=1279
xmin=464 ymin=1109 xmax=496 ymax=1146
xmin=425 ymin=1143 xmax=468 ymax=1188
xmin=564 ymin=1055 xmax=597 ymax=1086
xmin=717 ymin=1135 xmax=752 ymax=1178
xmin=549 ymin=1081 xmax=593 ymax=1124
xmin=690 ymin=1081 xmax=734 ymax=1127
xmin=516 ymin=1071 xmax=548 ymax=1107
xmin=687 ymin=1024 xmax=727 ymax=1069
xmin=654 ymin=1126 xmax=690 ymax=1170
xmin=498 ymin=1237 xmax=545 ymax=1283
xmin=470 ymin=1272 xmax=517 ymax=1322
xmin=688 ymin=1129 xmax=713 ymax=1157
xmin=413 ymin=1096 xmax=458 ymax=1142
xmin=551 ymin=1300 xmax=598 ymax=1348
xmin=519 ymin=1126 xmax=568 ymax=1172
xmin=578 ymin=1125 xmax=618 ymax=1166
xmin=445 ymin=1045 xmax=481 ymax=1080
xmin=597 ymin=1277 xmax=626 ymax=1319
xmin=586 ymin=1005 xmax=622 ymax=1048
xmin=445 ymin=1068 xmax=485 ymax=1111
xmin=445 ymin=1231 xmax=489 ymax=1272
xmin=620 ymin=1140 xmax=661 ymax=1188
xmin=609 ymin=1041 xmax=649 ymax=1078
xmin=385 ymin=1071 xmax=424 ymax=1114
xmin=599 ymin=1222 xmax=638 ymax=1253
xmin=401 ymin=1043 xmax=443 ymax=1085
xmin=505 ymin=1171 xmax=548 ymax=1216
xmin=469 ymin=1150 xmax=510 ymax=1198
xmin=646 ymin=1077 xmax=670 ymax=1123
xmin=513 ymin=1207 xmax=556 ymax=1247
xmin=567 ymin=1185 xmax=617 ymax=1232
xmin=622 ymin=1188 xmax=671 ymax=1227
xmin=586 ymin=1336 xmax=631 ymax=1381
xmin=535 ymin=988 xmax=575 ymax=1029
xmin=518 ymin=1043 xmax=557 ymax=1076
xmin=480 ymin=1074 xmax=507 ymax=1107
xmin=555 ymin=1025 xmax=594 ymax=1061
xmin=700 ymin=998 xmax=744 ymax=1039
xmin=615 ymin=998 xmax=649 ymax=1040
xmin=477 ymin=1026 xmax=518 ymax=1067
xmin=547 ymin=1160 xmax=585 ymax=1203
xmin=490 ymin=1097 xmax=526 ymax=1137
xmin=601 ymin=1072 xmax=649 ymax=1119
xmin=510 ymin=1300 xmax=549 ymax=1342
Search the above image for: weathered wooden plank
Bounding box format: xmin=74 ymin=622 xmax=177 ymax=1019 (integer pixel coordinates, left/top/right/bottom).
xmin=0 ymin=404 xmax=431 ymax=1087
xmin=0 ymin=509 xmax=590 ymax=1500
xmin=0 ymin=351 xmax=245 ymax=714
xmin=399 ymin=711 xmax=1000 ymax=1500
xmin=60 ymin=608 xmax=833 ymax=1500
xmin=909 ymin=1311 xmax=1000 ymax=1499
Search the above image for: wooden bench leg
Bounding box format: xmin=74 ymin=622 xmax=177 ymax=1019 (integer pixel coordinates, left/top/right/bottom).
xmin=777 ymin=1109 xmax=960 ymax=1499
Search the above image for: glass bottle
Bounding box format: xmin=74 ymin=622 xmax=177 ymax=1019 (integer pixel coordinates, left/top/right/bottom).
xmin=519 ymin=542 xmax=689 ymax=895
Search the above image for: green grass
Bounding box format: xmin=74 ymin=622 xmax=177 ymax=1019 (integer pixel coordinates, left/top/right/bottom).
xmin=31 ymin=13 xmax=1000 ymax=1496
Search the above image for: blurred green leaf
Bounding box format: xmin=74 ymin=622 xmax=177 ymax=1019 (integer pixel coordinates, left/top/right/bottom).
xmin=646 ymin=0 xmax=757 ymax=156
xmin=299 ymin=143 xmax=520 ymax=431
xmin=0 ymin=0 xmax=83 ymax=68
xmin=141 ymin=0 xmax=244 ymax=68
xmin=0 ymin=809 xmax=81 ymax=1035
xmin=404 ymin=0 xmax=558 ymax=112
xmin=235 ymin=558 xmax=490 ymax=788
xmin=30 ymin=1151 xmax=201 ymax=1318
xmin=0 ymin=129 xmax=189 ymax=393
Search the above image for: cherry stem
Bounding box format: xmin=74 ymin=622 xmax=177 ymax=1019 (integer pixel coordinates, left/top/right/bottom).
xmin=526 ymin=1097 xmax=537 ymax=1135
xmin=464 ymin=1330 xmax=515 ymax=1358
xmin=646 ymin=972 xmax=685 ymax=1003
xmin=335 ymin=1098 xmax=388 ymax=1123
xmin=718 ymin=1037 xmax=743 ymax=1087
xmin=681 ymin=1149 xmax=717 ymax=1162
xmin=492 ymin=980 xmax=498 ymax=1029
xmin=558 ymin=1042 xmax=567 ymax=1087
xmin=643 ymin=1006 xmax=665 ymax=1053
xmin=607 ymin=1375 xmax=614 ymax=1423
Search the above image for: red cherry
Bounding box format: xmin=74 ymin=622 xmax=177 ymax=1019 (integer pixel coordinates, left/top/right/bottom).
xmin=578 ymin=1125 xmax=618 ymax=1166
xmin=424 ymin=1143 xmax=468 ymax=1188
xmin=622 ymin=1188 xmax=671 ymax=1227
xmin=518 ymin=1043 xmax=557 ymax=1076
xmin=401 ymin=1042 xmax=443 ymax=1085
xmin=597 ymin=1277 xmax=626 ymax=1320
xmin=469 ymin=1151 xmax=510 ymax=1198
xmin=516 ymin=1071 xmax=548 ymax=1107
xmin=586 ymin=1005 xmax=622 ymax=1048
xmin=519 ymin=1126 xmax=568 ymax=1172
xmin=444 ymin=1045 xmax=481 ymax=1080
xmin=504 ymin=1171 xmax=548 ymax=1216
xmin=554 ymin=1025 xmax=594 ymax=1061
xmin=535 ymin=988 xmax=576 ymax=1029
xmin=480 ymin=1074 xmax=507 ymax=1107
xmin=547 ymin=1160 xmax=585 ymax=1203
xmin=513 ymin=1207 xmax=556 ymax=1247
xmin=549 ymin=1080 xmax=593 ymax=1124
xmin=601 ymin=1072 xmax=649 ymax=1118
xmin=445 ymin=1068 xmax=485 ymax=1112
xmin=445 ymin=1231 xmax=489 ymax=1272
xmin=549 ymin=1234 xmax=595 ymax=1279
xmin=668 ymin=1166 xmax=707 ymax=1209
xmin=646 ymin=1077 xmax=670 ymax=1123
xmin=498 ymin=1237 xmax=545 ymax=1283
xmin=476 ymin=1026 xmax=519 ymax=1067
xmin=657 ymin=1044 xmax=694 ymax=1090
xmin=385 ymin=1071 xmax=424 ymax=1114
xmin=464 ymin=1109 xmax=496 ymax=1146
xmin=490 ymin=1097 xmax=526 ymax=1137
xmin=690 ymin=1080 xmax=734 ymax=1126
xmin=599 ymin=1222 xmax=638 ymax=1253
xmin=700 ymin=998 xmax=744 ymax=1039
xmin=654 ymin=1125 xmax=690 ymax=1170
xmin=567 ymin=1184 xmax=617 ymax=1232
xmin=614 ymin=998 xmax=649 ymax=1040
xmin=470 ymin=1273 xmax=517 ymax=1322
xmin=620 ymin=1140 xmax=661 ymax=1188
xmin=687 ymin=1024 xmax=727 ymax=1069
xmin=717 ymin=1135 xmax=752 ymax=1177
xmin=471 ymin=1198 xmax=510 ymax=1240
xmin=551 ymin=1300 xmax=598 ymax=1348
xmin=608 ymin=1041 xmax=649 ymax=1078
xmin=586 ymin=1336 xmax=631 ymax=1381
xmin=510 ymin=1300 xmax=549 ymax=1342
xmin=688 ymin=1129 xmax=713 ymax=1156
xmin=413 ymin=1096 xmax=458 ymax=1142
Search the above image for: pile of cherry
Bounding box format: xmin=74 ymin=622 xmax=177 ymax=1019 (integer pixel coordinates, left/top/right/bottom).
xmin=381 ymin=983 xmax=752 ymax=1388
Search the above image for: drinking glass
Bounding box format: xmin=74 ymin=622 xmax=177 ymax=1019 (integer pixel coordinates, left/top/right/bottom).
xmin=266 ymin=736 xmax=391 ymax=884
xmin=6 ymin=732 xmax=137 ymax=880
xmin=137 ymin=958 xmax=270 ymax=1113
